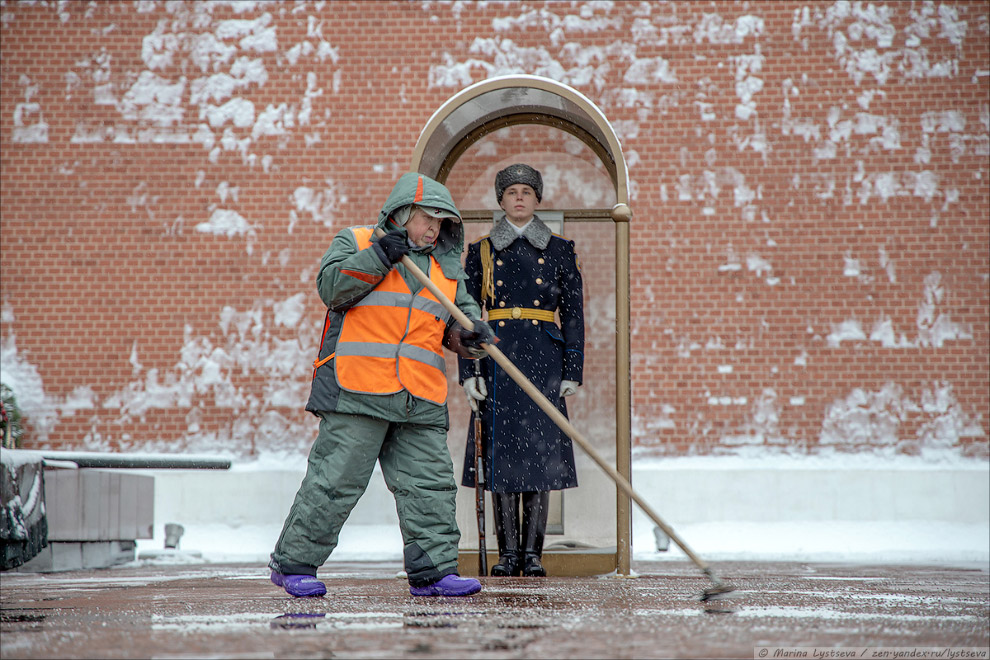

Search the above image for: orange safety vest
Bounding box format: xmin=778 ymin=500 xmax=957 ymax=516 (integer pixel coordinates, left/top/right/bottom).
xmin=329 ymin=226 xmax=457 ymax=405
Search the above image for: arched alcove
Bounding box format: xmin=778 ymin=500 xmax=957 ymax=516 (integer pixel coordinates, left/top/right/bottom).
xmin=412 ymin=75 xmax=633 ymax=576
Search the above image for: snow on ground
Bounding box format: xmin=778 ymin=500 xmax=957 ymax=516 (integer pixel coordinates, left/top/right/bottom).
xmin=133 ymin=519 xmax=989 ymax=568
xmin=131 ymin=449 xmax=990 ymax=568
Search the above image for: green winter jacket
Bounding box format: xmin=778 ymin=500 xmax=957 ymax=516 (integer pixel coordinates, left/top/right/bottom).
xmin=305 ymin=173 xmax=482 ymax=427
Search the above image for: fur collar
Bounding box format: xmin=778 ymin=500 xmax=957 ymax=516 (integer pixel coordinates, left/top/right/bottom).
xmin=490 ymin=214 xmax=552 ymax=251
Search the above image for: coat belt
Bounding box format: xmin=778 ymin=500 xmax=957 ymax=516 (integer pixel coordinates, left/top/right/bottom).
xmin=487 ymin=307 xmax=556 ymax=322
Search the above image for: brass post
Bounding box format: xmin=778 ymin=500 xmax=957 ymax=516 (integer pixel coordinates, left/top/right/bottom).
xmin=612 ymin=203 xmax=632 ymax=576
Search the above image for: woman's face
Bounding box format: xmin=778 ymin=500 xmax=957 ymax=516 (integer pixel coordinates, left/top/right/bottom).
xmin=499 ymin=183 xmax=538 ymax=226
xmin=405 ymin=209 xmax=442 ymax=248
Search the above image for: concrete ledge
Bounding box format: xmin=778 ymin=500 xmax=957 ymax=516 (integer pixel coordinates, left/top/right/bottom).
xmin=628 ymin=463 xmax=990 ymax=525
xmin=12 ymin=468 xmax=155 ymax=572
xmin=145 ymin=462 xmax=988 ymax=528
xmin=145 ymin=467 xmax=397 ymax=528
xmin=15 ymin=540 xmax=136 ymax=572
xmin=45 ymin=468 xmax=154 ymax=541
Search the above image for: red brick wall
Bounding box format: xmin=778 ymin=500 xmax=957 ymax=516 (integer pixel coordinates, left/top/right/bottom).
xmin=1 ymin=1 xmax=987 ymax=460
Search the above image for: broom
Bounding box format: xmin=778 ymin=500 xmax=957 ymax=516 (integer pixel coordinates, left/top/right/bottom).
xmin=378 ymin=231 xmax=736 ymax=600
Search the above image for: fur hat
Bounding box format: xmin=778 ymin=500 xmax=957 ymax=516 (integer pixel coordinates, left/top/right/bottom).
xmin=495 ymin=163 xmax=543 ymax=203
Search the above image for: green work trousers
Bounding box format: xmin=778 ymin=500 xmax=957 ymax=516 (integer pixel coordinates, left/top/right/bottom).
xmin=270 ymin=411 xmax=461 ymax=587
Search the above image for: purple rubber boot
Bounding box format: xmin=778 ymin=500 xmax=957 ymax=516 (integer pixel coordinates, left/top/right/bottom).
xmin=271 ymin=571 xmax=327 ymax=598
xmin=409 ymin=574 xmax=482 ymax=597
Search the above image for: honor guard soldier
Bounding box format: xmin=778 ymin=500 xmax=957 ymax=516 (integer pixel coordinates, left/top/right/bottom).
xmin=459 ymin=163 xmax=585 ymax=577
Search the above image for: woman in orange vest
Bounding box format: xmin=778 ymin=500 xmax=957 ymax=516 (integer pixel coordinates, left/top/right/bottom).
xmin=269 ymin=172 xmax=494 ymax=598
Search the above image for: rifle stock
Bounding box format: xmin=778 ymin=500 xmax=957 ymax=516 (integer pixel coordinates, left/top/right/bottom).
xmin=474 ymin=403 xmax=487 ymax=576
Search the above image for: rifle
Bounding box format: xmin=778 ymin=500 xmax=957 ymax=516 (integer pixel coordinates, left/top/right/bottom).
xmin=473 ymin=360 xmax=488 ymax=576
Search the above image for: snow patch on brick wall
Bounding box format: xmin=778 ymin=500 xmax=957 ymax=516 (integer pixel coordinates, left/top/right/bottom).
xmin=820 ymin=381 xmax=985 ymax=454
xmin=0 ymin=336 xmax=58 ymax=443
xmin=827 ymin=272 xmax=971 ymax=349
xmin=93 ymin=299 xmax=316 ymax=454
xmin=0 ymin=293 xmax=316 ymax=455
xmin=12 ymin=76 xmax=48 ymax=143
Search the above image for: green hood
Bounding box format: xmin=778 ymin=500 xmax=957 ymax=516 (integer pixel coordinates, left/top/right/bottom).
xmin=377 ymin=173 xmax=464 ymax=276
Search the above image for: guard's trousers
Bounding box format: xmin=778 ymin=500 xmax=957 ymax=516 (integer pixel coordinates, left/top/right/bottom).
xmin=269 ymin=411 xmax=460 ymax=587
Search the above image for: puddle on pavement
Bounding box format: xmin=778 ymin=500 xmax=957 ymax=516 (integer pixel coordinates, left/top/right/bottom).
xmin=266 ymin=611 xmax=404 ymax=631
xmin=495 ymin=620 xmax=548 ymax=629
xmin=152 ymin=612 xmax=275 ymax=633
xmin=270 ymin=613 xmax=325 ymax=629
xmin=155 ymin=610 xmax=410 ymax=634
xmin=405 ymin=610 xmax=484 ymax=618
xmin=404 ymin=608 xmax=517 ymax=629
xmin=403 ymin=610 xmax=474 ymax=628
xmin=265 ymin=605 xmax=553 ymax=632
xmin=632 ymin=608 xmax=703 ymax=617
xmin=404 ymin=618 xmax=458 ymax=628
xmin=734 ymin=605 xmax=984 ymax=623
xmin=804 ymin=575 xmax=890 ymax=581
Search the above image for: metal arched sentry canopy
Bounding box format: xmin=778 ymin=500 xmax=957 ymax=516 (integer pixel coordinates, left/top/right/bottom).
xmin=410 ymin=75 xmax=634 ymax=576
xmin=411 ymin=74 xmax=629 ymax=210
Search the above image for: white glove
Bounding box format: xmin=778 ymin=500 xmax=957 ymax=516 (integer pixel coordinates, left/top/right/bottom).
xmin=560 ymin=380 xmax=579 ymax=397
xmin=463 ymin=377 xmax=488 ymax=412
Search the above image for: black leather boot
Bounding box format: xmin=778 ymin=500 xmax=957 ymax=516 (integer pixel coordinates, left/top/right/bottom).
xmin=521 ymin=491 xmax=550 ymax=577
xmin=490 ymin=492 xmax=521 ymax=577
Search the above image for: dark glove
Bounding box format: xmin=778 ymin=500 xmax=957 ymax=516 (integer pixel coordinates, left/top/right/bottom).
xmin=460 ymin=319 xmax=495 ymax=357
xmin=374 ymin=231 xmax=409 ymax=266
xmin=443 ymin=319 xmax=495 ymax=358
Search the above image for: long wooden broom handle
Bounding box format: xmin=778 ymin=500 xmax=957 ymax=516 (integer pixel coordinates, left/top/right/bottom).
xmin=376 ymin=229 xmax=711 ymax=573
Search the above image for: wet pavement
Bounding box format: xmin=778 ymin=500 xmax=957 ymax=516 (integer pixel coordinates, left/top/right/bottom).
xmin=1 ymin=560 xmax=988 ymax=659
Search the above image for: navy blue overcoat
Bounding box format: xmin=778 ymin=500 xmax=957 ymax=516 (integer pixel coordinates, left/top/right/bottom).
xmin=459 ymin=215 xmax=584 ymax=493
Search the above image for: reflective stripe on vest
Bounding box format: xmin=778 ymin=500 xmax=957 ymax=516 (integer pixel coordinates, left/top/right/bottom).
xmin=333 ymin=226 xmax=457 ymax=405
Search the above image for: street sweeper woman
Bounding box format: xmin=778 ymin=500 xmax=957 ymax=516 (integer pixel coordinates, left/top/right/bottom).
xmin=269 ymin=172 xmax=495 ymax=598
xmin=459 ymin=163 xmax=585 ymax=577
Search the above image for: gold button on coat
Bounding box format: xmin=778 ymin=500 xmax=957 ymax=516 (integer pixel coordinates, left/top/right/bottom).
xmin=535 ymin=278 xmax=543 ymax=284
xmin=511 ymin=307 xmax=522 ymax=319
